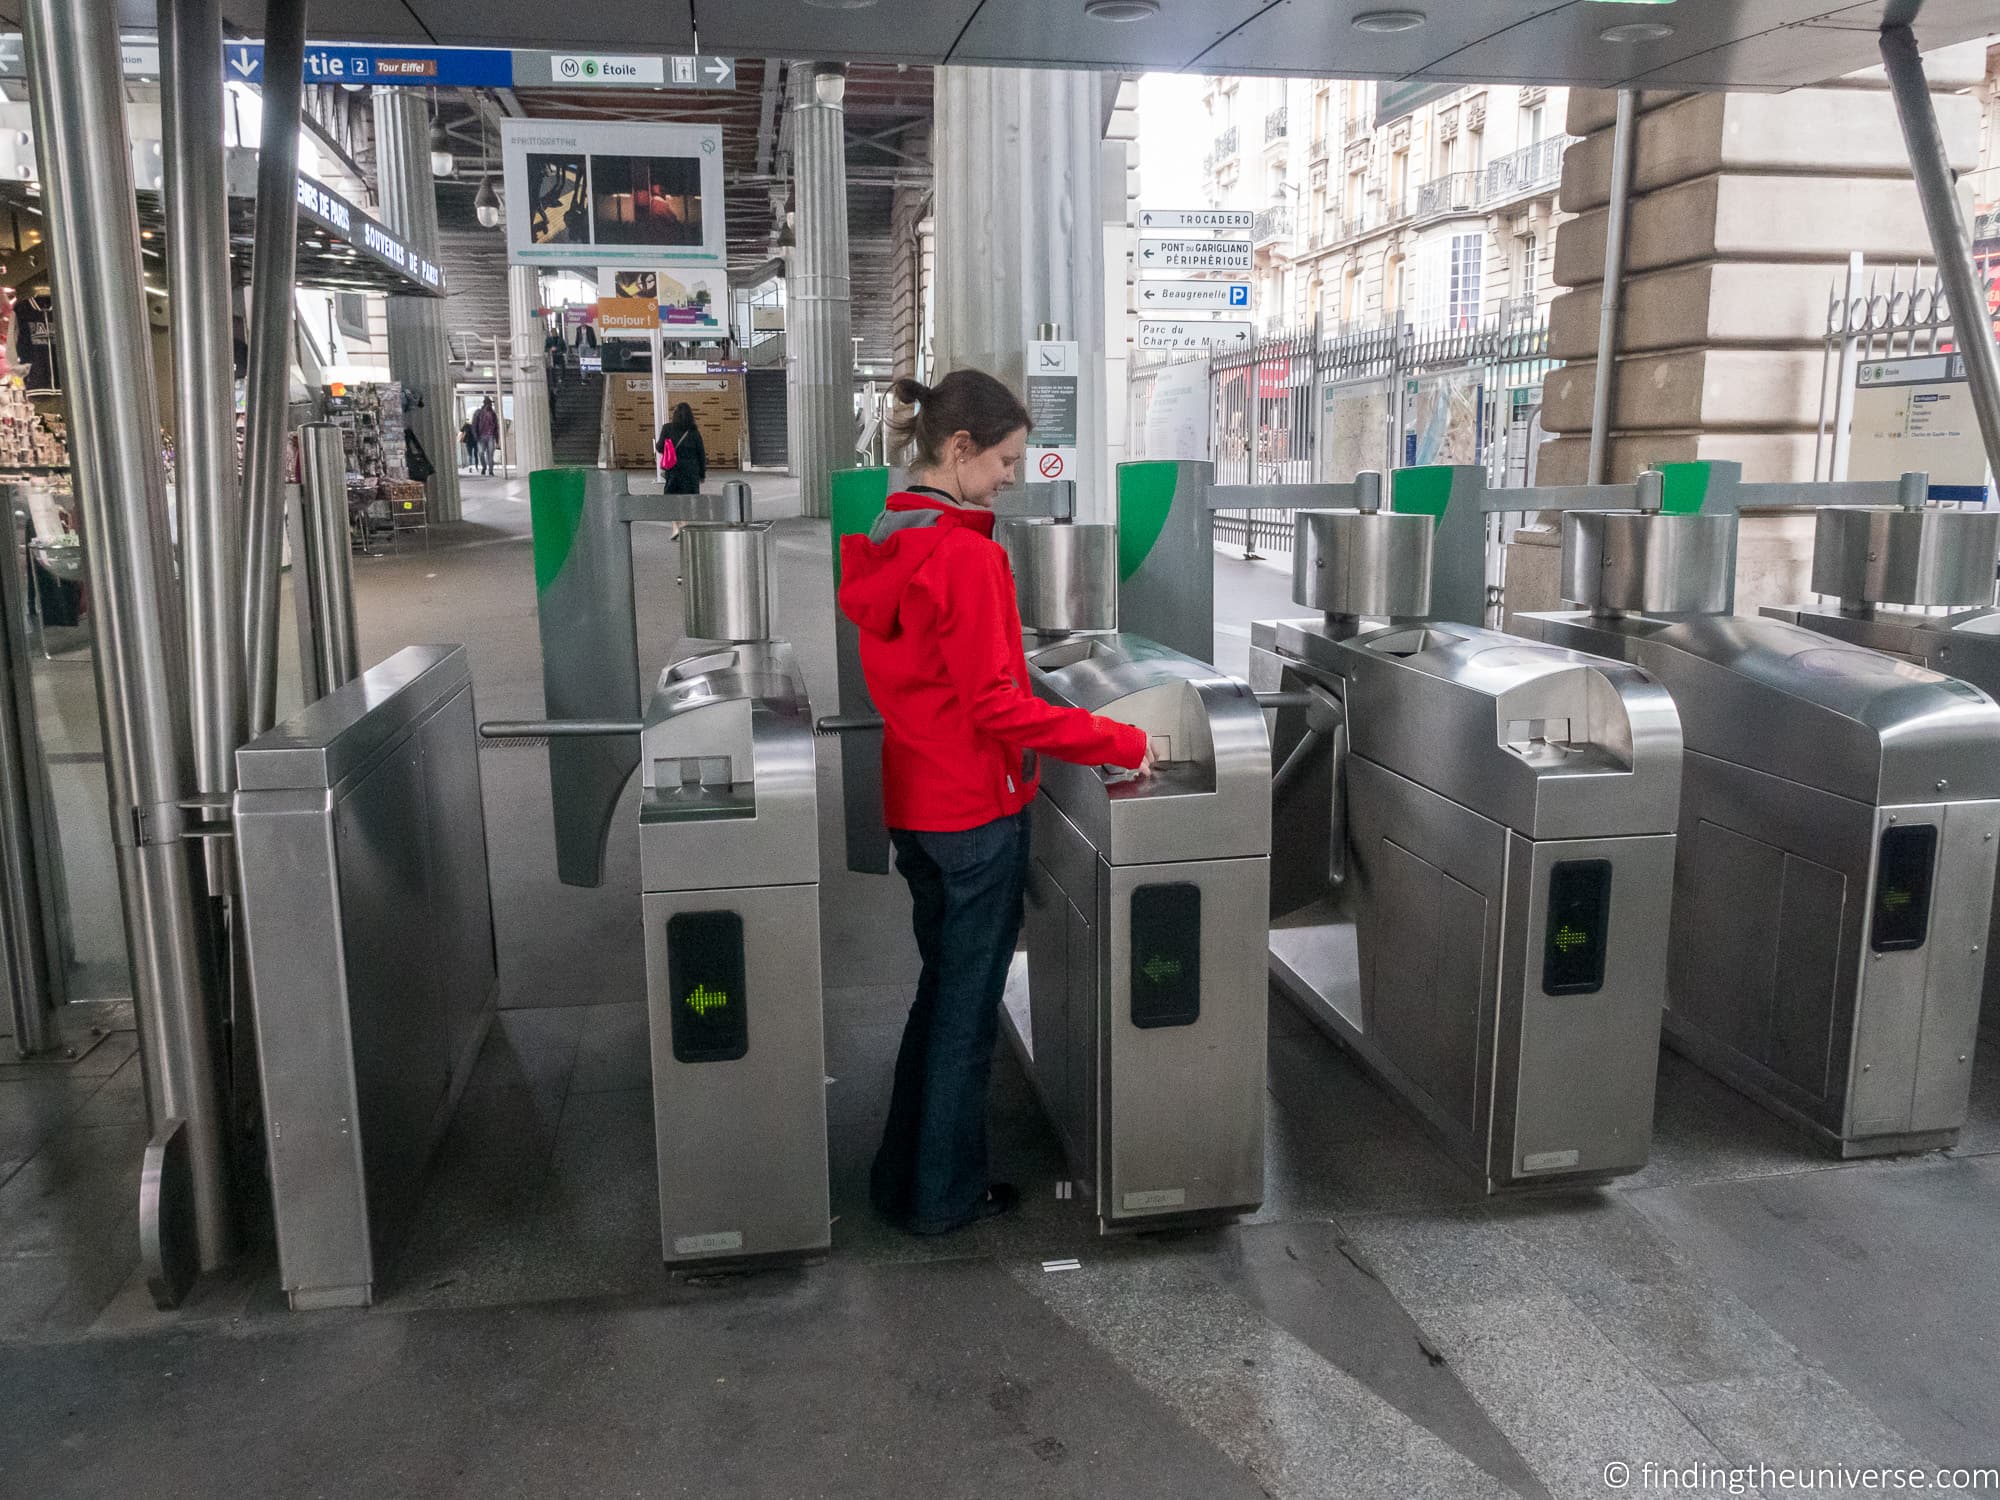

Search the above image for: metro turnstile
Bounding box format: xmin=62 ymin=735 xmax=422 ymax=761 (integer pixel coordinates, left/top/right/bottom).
xmin=498 ymin=470 xmax=831 ymax=1265
xmin=1762 ymin=490 xmax=2000 ymax=1044
xmin=1003 ymin=629 xmax=1271 ymax=1230
xmin=1519 ymin=488 xmax=2000 ymax=1156
xmin=1253 ymin=610 xmax=1683 ymax=1192
xmin=636 ymin=641 xmax=830 ymax=1264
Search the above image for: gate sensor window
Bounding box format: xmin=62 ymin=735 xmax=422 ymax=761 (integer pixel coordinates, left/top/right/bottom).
xmin=1131 ymin=883 xmax=1201 ymax=1029
xmin=668 ymin=910 xmax=748 ymax=1062
xmin=1543 ymin=859 xmax=1612 ymax=996
xmin=1870 ymin=823 xmax=1937 ymax=953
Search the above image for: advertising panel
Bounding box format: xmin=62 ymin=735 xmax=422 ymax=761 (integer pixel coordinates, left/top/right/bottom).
xmin=595 ymin=267 xmax=726 ymax=338
xmin=503 ymin=119 xmax=726 ymax=269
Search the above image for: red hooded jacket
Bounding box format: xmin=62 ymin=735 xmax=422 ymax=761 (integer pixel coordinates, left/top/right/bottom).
xmin=838 ymin=491 xmax=1149 ymax=832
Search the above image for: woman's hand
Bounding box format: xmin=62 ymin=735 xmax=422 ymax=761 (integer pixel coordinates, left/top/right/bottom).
xmin=1137 ymin=742 xmax=1157 ymax=779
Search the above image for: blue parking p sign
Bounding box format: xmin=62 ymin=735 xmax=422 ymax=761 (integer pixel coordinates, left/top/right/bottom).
xmin=1229 ymin=284 xmax=1250 ymax=308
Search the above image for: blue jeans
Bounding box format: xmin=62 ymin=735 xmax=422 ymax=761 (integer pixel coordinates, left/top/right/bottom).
xmin=872 ymin=809 xmax=1032 ymax=1232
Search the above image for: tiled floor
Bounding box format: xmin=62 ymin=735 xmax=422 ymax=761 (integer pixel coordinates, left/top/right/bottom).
xmin=6 ymin=478 xmax=1999 ymax=1499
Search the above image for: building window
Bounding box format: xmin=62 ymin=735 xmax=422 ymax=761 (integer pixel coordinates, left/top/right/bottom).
xmin=1418 ymin=230 xmax=1485 ymax=330
xmin=1519 ymin=233 xmax=1538 ymax=299
xmin=1390 ymin=148 xmax=1409 ymax=214
xmin=1347 ymin=168 xmax=1366 ymax=228
xmin=1341 ymin=264 xmax=1359 ymax=324
xmin=1522 ymin=100 xmax=1545 ymax=144
xmin=1469 ymin=126 xmax=1485 ymax=174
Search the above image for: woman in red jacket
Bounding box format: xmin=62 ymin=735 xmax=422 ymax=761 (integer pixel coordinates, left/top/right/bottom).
xmin=839 ymin=369 xmax=1151 ymax=1235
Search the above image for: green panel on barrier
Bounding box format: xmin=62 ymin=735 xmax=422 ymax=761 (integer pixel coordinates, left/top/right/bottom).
xmin=1390 ymin=465 xmax=1456 ymax=526
xmin=1117 ymin=462 xmax=1180 ymax=582
xmin=1653 ymin=462 xmax=1715 ymax=515
xmin=830 ymin=467 xmax=892 ymax=585
xmin=530 ymin=468 xmax=589 ymax=594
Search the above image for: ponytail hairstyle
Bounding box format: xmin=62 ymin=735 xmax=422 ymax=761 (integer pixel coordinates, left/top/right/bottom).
xmin=887 ymin=369 xmax=1032 ymax=469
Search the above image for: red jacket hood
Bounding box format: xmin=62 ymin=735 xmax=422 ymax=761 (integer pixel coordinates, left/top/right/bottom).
xmin=838 ymin=493 xmax=997 ymax=641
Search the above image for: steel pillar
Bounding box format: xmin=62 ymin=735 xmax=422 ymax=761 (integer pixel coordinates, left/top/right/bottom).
xmin=786 ymin=63 xmax=852 ymax=519
xmin=159 ymin=0 xmax=244 ymax=897
xmin=1880 ymin=25 xmax=2000 ymax=486
xmin=508 ymin=265 xmax=552 ymax=473
xmin=290 ymin=425 xmax=361 ymax=702
xmin=1587 ymin=89 xmax=1636 ymax=487
xmin=23 ymin=0 xmax=233 ymax=1288
xmin=238 ymin=0 xmax=305 ymax=739
xmin=375 ymin=89 xmax=462 ymax=523
xmin=0 ymin=487 xmax=59 ymax=1056
xmin=934 ymin=66 xmax=1107 ymax=513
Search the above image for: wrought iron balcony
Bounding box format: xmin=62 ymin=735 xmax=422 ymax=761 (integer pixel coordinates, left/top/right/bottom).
xmin=1253 ymin=203 xmax=1293 ymax=245
xmin=1481 ymin=135 xmax=1570 ymax=205
xmin=1264 ymin=107 xmax=1288 ymax=144
xmin=1212 ymin=125 xmax=1240 ymax=163
xmin=1415 ymin=172 xmax=1481 ymax=219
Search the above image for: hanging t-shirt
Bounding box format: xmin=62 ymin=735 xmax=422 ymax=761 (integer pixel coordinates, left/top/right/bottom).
xmin=17 ymin=295 xmax=59 ymax=392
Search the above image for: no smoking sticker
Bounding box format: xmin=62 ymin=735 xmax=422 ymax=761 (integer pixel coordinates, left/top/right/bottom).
xmin=1038 ymin=452 xmax=1065 ymax=479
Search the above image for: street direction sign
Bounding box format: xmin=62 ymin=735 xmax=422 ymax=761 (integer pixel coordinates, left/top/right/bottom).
xmin=512 ymin=50 xmax=736 ymax=88
xmin=1138 ymin=209 xmax=1253 ymax=231
xmin=1139 ymin=320 xmax=1254 ymax=351
xmin=1140 ymin=279 xmax=1251 ymax=310
xmin=1139 ymin=237 xmax=1253 ymax=273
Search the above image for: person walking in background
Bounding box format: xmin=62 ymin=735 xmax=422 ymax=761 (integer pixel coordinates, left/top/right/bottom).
xmin=472 ymin=396 xmax=500 ymax=477
xmin=837 ymin=369 xmax=1151 ymax=1237
xmin=657 ymin=401 xmax=707 ymax=495
xmin=460 ymin=418 xmax=477 ymax=472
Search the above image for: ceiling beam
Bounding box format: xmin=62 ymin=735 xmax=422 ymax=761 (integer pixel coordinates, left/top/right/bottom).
xmin=754 ymin=58 xmax=783 ymax=176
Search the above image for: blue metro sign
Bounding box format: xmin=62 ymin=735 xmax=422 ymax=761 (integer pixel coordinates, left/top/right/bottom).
xmin=223 ymin=42 xmax=515 ymax=88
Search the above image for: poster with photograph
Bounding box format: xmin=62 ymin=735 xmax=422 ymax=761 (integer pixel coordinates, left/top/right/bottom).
xmin=594 ymin=267 xmax=726 ymax=338
xmin=503 ymin=120 xmax=726 ymax=270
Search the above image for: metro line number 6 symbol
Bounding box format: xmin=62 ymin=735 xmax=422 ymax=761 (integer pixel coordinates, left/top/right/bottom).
xmin=1038 ymin=452 xmax=1065 ymax=479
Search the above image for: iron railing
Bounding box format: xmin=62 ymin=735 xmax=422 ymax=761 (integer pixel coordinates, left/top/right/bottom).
xmin=1253 ymin=204 xmax=1293 ymax=245
xmin=1415 ymin=171 xmax=1481 ymax=219
xmin=1481 ymin=135 xmax=1570 ymax=204
xmin=1213 ymin=125 xmax=1240 ymax=162
xmin=1309 ymin=134 xmax=1330 ymax=162
xmin=1264 ymin=107 xmax=1289 ymax=144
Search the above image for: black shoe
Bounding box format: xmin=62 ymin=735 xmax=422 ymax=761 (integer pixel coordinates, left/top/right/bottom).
xmin=909 ymin=1183 xmax=1020 ymax=1237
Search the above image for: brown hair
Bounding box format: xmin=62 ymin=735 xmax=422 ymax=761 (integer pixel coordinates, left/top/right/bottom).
xmin=887 ymin=369 xmax=1031 ymax=469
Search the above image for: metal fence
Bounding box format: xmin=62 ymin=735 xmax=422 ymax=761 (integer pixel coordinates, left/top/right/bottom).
xmin=1133 ymin=312 xmax=1553 ymax=558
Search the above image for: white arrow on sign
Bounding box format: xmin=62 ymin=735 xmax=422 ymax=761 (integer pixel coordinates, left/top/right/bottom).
xmin=1139 ymin=208 xmax=1254 ymax=231
xmin=227 ymin=44 xmax=258 ymax=77
xmin=1141 ymin=279 xmax=1252 ymax=310
xmin=1139 ymin=319 xmax=1255 ymax=351
xmin=705 ymin=55 xmax=733 ymax=85
xmin=1139 ymin=236 xmax=1253 ymax=272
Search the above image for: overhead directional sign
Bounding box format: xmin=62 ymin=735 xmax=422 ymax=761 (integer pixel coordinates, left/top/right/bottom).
xmin=1139 ymin=236 xmax=1253 ymax=273
xmin=219 ymin=41 xmax=515 ymax=86
xmin=1140 ymin=320 xmax=1254 ymax=351
xmin=1138 ymin=209 xmax=1253 ymax=231
xmin=1140 ymin=279 xmax=1251 ymax=310
xmin=197 ymin=40 xmax=738 ymax=90
xmin=512 ymin=50 xmax=736 ymax=89
xmin=0 ymin=32 xmax=158 ymax=77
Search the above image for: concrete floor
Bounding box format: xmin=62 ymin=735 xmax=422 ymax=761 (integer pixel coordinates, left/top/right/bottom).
xmin=4 ymin=474 xmax=1999 ymax=1498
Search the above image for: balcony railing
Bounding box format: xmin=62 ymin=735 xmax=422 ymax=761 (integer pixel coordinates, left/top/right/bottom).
xmin=1212 ymin=125 xmax=1240 ymax=163
xmin=1415 ymin=172 xmax=1481 ymax=219
xmin=1481 ymin=134 xmax=1571 ymax=204
xmin=1309 ymin=134 xmax=1329 ymax=162
xmin=1253 ymin=204 xmax=1293 ymax=245
xmin=1264 ymin=107 xmax=1288 ymax=144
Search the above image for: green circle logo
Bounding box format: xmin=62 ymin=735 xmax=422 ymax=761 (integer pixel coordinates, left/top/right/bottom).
xmin=583 ymin=59 xmax=599 ymax=77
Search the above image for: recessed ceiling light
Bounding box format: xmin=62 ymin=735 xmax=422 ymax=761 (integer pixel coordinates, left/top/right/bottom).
xmin=1600 ymin=20 xmax=1674 ymax=41
xmin=1352 ymin=9 xmax=1427 ymax=32
xmin=1084 ymin=0 xmax=1162 ymax=18
xmin=801 ymin=0 xmax=878 ymax=8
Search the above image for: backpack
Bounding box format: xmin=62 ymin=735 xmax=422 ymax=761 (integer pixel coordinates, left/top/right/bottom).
xmin=658 ymin=434 xmax=678 ymax=474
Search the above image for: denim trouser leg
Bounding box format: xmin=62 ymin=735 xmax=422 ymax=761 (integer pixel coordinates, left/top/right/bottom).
xmin=874 ymin=810 xmax=1031 ymax=1232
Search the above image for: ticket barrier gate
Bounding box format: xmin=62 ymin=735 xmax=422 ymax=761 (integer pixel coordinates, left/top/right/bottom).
xmin=1760 ymin=481 xmax=2000 ymax=1043
xmin=1515 ymin=472 xmax=2000 ymax=1155
xmin=490 ymin=472 xmax=829 ymax=1264
xmin=996 ymin=515 xmax=1272 ymax=1230
xmin=1249 ymin=477 xmax=1684 ymax=1191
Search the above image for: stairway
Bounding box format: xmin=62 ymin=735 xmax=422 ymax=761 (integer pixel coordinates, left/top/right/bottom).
xmin=550 ymin=371 xmax=605 ymax=467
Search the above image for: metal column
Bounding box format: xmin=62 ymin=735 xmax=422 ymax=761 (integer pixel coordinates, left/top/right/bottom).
xmin=159 ymin=0 xmax=245 ymax=896
xmin=375 ymin=89 xmax=462 ymax=524
xmin=786 ymin=63 xmax=852 ymax=519
xmin=0 ymin=491 xmax=58 ymax=1057
xmin=1587 ymin=89 xmax=1637 ymax=487
xmin=934 ymin=66 xmax=1107 ymax=513
xmin=290 ymin=425 xmax=361 ymax=701
xmin=1880 ymin=24 xmax=2000 ymax=483
xmin=23 ymin=0 xmax=234 ymax=1289
xmin=238 ymin=0 xmax=305 ymax=739
xmin=507 ymin=264 xmax=552 ymax=472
